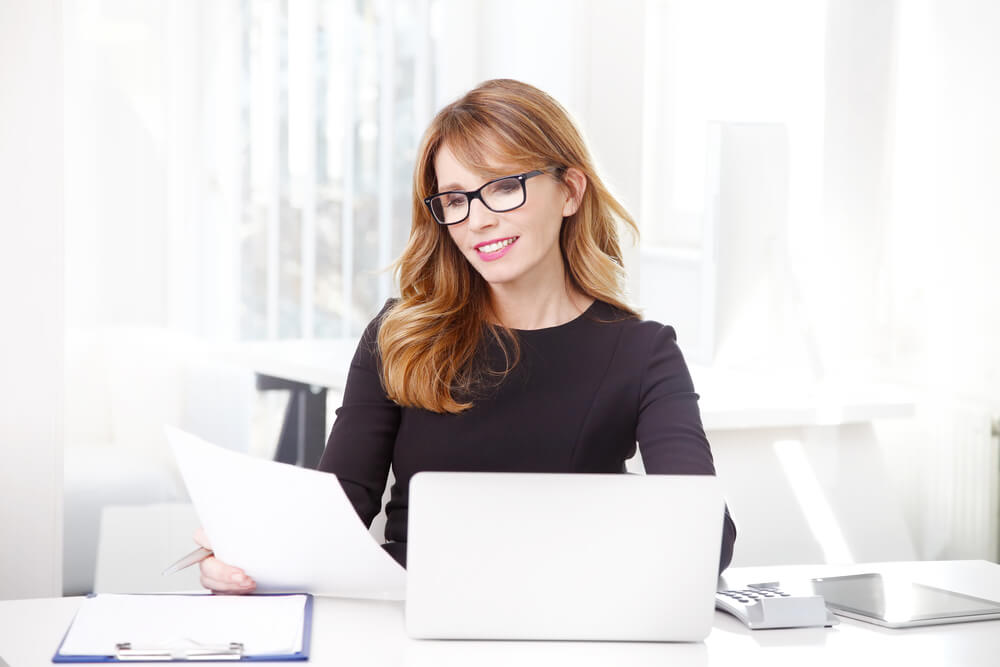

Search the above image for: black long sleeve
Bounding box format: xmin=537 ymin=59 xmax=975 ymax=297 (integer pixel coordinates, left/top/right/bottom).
xmin=318 ymin=300 xmax=736 ymax=572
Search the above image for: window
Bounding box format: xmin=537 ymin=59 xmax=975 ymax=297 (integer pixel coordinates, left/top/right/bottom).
xmin=239 ymin=0 xmax=436 ymax=340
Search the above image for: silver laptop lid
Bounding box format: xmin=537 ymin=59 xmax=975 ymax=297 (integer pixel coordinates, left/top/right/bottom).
xmin=406 ymin=472 xmax=724 ymax=641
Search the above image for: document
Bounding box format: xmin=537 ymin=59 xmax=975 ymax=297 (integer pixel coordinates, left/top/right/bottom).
xmin=168 ymin=427 xmax=407 ymax=600
xmin=57 ymin=593 xmax=309 ymax=660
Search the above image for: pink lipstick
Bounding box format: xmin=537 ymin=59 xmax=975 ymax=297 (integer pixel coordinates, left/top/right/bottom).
xmin=475 ymin=236 xmax=518 ymax=262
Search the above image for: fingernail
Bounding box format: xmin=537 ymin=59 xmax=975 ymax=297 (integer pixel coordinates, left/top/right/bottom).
xmin=231 ymin=573 xmax=245 ymax=583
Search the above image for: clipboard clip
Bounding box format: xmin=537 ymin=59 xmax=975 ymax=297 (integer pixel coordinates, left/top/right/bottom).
xmin=115 ymin=642 xmax=244 ymax=661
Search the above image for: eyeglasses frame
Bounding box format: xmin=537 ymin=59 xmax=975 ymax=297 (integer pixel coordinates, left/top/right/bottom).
xmin=423 ymin=170 xmax=546 ymax=226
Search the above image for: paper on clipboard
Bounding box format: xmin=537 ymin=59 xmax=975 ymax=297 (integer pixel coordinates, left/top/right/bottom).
xmin=56 ymin=594 xmax=308 ymax=660
xmin=167 ymin=427 xmax=406 ymax=600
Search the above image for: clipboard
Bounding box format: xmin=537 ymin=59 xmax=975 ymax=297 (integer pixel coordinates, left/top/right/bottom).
xmin=52 ymin=593 xmax=313 ymax=662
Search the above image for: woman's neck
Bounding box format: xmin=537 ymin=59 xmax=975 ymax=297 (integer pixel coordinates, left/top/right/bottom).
xmin=488 ymin=279 xmax=593 ymax=330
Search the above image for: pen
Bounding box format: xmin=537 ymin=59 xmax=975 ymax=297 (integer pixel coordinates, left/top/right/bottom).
xmin=161 ymin=546 xmax=214 ymax=576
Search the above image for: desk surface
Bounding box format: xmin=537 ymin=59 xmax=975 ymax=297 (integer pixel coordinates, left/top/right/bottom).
xmin=2 ymin=561 xmax=998 ymax=667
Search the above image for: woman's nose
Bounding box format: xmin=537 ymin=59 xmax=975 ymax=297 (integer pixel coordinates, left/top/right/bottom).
xmin=466 ymin=198 xmax=498 ymax=231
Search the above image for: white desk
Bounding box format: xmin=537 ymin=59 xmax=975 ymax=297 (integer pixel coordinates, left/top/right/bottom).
xmin=2 ymin=561 xmax=998 ymax=666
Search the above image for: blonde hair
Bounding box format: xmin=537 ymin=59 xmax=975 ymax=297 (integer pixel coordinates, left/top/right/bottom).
xmin=377 ymin=79 xmax=638 ymax=413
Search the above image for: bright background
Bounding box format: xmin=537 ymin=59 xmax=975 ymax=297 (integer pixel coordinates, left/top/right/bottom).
xmin=2 ymin=0 xmax=998 ymax=598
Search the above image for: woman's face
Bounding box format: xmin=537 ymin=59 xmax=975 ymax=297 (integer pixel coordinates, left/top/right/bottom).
xmin=434 ymin=143 xmax=583 ymax=293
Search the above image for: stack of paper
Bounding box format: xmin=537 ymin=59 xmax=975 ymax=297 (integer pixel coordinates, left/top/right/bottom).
xmin=167 ymin=427 xmax=407 ymax=600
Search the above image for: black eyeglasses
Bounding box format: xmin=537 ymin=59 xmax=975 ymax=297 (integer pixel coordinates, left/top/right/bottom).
xmin=424 ymin=170 xmax=545 ymax=225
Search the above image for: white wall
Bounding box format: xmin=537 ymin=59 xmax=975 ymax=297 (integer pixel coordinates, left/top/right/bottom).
xmin=814 ymin=0 xmax=897 ymax=374
xmin=0 ymin=0 xmax=65 ymax=599
xmin=63 ymin=0 xmax=171 ymax=331
xmin=877 ymin=0 xmax=1000 ymax=560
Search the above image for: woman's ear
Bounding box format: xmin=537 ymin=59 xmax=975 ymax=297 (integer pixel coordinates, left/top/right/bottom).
xmin=561 ymin=167 xmax=588 ymax=217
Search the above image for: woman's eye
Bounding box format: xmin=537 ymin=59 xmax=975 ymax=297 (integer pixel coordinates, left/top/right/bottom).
xmin=444 ymin=196 xmax=465 ymax=208
xmin=495 ymin=180 xmax=519 ymax=193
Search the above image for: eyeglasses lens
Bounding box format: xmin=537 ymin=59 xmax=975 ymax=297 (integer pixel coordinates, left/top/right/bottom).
xmin=481 ymin=177 xmax=525 ymax=212
xmin=431 ymin=194 xmax=468 ymax=225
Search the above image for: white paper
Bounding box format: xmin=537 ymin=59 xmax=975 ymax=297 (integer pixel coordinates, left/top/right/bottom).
xmin=59 ymin=593 xmax=306 ymax=656
xmin=167 ymin=426 xmax=407 ymax=599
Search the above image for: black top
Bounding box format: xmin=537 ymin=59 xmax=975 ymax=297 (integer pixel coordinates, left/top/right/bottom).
xmin=318 ymin=300 xmax=736 ymax=572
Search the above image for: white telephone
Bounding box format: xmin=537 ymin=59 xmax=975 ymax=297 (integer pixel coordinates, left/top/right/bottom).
xmin=715 ymin=584 xmax=836 ymax=630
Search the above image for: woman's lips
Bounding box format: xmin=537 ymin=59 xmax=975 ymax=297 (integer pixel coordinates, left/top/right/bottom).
xmin=475 ymin=236 xmax=518 ymax=261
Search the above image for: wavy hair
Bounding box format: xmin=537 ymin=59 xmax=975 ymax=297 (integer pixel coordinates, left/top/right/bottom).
xmin=377 ymin=79 xmax=639 ymax=413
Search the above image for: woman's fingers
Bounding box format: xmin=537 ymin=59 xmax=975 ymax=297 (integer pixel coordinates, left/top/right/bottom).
xmin=199 ymin=556 xmax=257 ymax=593
xmin=191 ymin=526 xmax=257 ymax=593
xmin=191 ymin=534 xmax=257 ymax=594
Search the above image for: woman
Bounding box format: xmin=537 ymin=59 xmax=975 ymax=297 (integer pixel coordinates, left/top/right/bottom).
xmin=199 ymin=78 xmax=736 ymax=593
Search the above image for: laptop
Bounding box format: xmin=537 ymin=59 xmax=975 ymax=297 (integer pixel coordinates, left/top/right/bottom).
xmin=405 ymin=472 xmax=725 ymax=641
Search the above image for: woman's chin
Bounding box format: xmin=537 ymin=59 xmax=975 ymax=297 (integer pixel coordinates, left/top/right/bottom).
xmin=480 ymin=272 xmax=519 ymax=288
xmin=469 ymin=259 xmax=520 ymax=286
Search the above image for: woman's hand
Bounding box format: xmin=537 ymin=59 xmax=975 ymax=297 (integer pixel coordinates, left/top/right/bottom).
xmin=194 ymin=526 xmax=257 ymax=594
